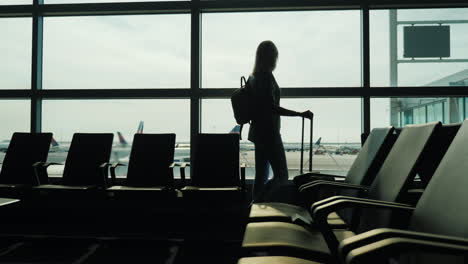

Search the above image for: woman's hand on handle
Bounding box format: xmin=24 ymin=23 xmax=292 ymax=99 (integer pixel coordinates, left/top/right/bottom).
xmin=300 ymin=110 xmax=314 ymax=119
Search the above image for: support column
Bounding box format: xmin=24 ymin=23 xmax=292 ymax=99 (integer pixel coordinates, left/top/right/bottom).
xmin=361 ymin=6 xmax=371 ymax=134
xmin=190 ymin=0 xmax=201 ymax=173
xmin=31 ymin=0 xmax=43 ymax=133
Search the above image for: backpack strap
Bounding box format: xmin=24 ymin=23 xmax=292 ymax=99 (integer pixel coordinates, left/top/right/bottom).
xmin=241 ymin=76 xmax=247 ymax=88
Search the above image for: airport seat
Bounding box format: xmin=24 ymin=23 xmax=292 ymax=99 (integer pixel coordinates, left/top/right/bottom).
xmin=34 ymin=133 xmax=114 ymax=192
xmin=180 ymin=133 xmax=246 ymax=203
xmin=338 ymin=122 xmax=468 ymax=263
xmin=249 ymin=127 xmax=397 ymax=225
xmin=0 ymin=133 xmax=52 ymax=197
xmin=241 ymin=122 xmax=458 ymax=263
xmin=240 ymin=120 xmax=468 ymax=264
xmin=293 ymin=127 xmax=397 ymax=189
xmin=106 ymin=133 xmax=177 ymax=199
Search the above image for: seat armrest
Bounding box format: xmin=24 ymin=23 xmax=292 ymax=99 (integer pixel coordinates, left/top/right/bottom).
xmin=340 ymin=228 xmax=468 ymax=261
xmin=297 ymin=173 xmax=345 ymax=188
xmin=99 ymin=162 xmax=114 ymax=187
xmin=109 ymin=163 xmax=126 ymax=186
xmin=240 ymin=163 xmax=246 ymax=192
xmin=310 ymin=195 xmax=374 ymax=213
xmin=180 ymin=163 xmax=190 ymax=186
xmin=33 ymin=162 xmax=62 ymax=168
xmin=299 ymin=180 xmax=369 ymax=193
xmin=310 ymin=195 xmax=412 ymax=213
xmin=345 ymin=236 xmax=468 ymax=264
xmin=312 ymin=198 xmax=414 ymax=254
xmin=168 ymin=162 xmax=179 ymax=189
xmin=32 ymin=162 xmax=63 ymax=185
xmin=313 ymin=198 xmax=414 ymax=221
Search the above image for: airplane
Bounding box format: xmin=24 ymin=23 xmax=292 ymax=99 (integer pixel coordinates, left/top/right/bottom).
xmin=0 ymin=140 xmax=9 ymax=152
xmin=116 ymin=121 xmax=144 ymax=148
xmin=113 ymin=121 xmax=145 ymax=161
xmin=229 ymin=125 xmax=241 ymax=134
xmin=283 ymin=137 xmax=323 ymax=153
xmin=48 ymin=137 xmax=69 ymax=153
xmin=0 ymin=135 xmax=65 ymax=153
xmin=172 ymin=125 xmax=243 ymax=164
xmin=113 ymin=121 xmax=191 ymax=164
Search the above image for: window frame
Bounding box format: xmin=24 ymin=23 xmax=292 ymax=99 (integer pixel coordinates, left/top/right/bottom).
xmin=1 ymin=0 xmax=468 ymax=169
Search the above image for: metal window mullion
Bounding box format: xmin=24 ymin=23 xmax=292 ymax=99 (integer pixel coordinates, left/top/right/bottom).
xmin=442 ymin=101 xmax=445 ymax=123
xmin=464 ymin=97 xmax=466 ymax=119
xmin=190 ymin=0 xmax=201 ymax=170
xmin=31 ymin=0 xmax=43 ymax=133
xmin=425 ymin=105 xmax=428 ymax=123
xmin=361 ymin=5 xmax=370 ymax=134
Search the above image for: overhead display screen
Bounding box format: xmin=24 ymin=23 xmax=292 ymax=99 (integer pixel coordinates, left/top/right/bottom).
xmin=404 ymin=25 xmax=450 ymax=58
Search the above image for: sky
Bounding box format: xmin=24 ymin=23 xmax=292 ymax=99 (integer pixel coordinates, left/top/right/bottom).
xmin=0 ymin=6 xmax=468 ymax=143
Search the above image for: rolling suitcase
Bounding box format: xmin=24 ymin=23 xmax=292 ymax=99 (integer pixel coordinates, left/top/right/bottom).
xmin=299 ymin=116 xmax=313 ymax=175
xmin=295 ymin=116 xmax=337 ymax=202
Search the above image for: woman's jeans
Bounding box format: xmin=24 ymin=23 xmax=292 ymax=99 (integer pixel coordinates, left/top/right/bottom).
xmin=253 ymin=134 xmax=289 ymax=202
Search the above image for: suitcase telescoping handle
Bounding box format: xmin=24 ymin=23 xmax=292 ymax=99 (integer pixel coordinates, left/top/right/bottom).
xmin=300 ymin=116 xmax=313 ymax=174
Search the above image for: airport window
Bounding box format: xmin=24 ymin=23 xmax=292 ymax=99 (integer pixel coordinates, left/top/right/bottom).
xmin=201 ymin=99 xmax=256 ymax=178
xmin=426 ymin=101 xmax=445 ymax=123
xmin=465 ymin=97 xmax=468 ymax=119
xmin=42 ymin=99 xmax=190 ymax=177
xmin=202 ymin=98 xmax=361 ymax=178
xmin=371 ymin=98 xmax=459 ymax=128
xmin=426 ymin=104 xmax=436 ymax=122
xmin=413 ymin=107 xmax=421 ymax=124
xmin=46 ymin=0 xmax=185 ymax=3
xmin=403 ymin=109 xmax=413 ymax=126
xmin=0 ymin=100 xmax=31 ymax=163
xmin=202 ymin=10 xmax=361 ymax=88
xmin=0 ymin=18 xmax=32 ymax=89
xmin=280 ymin=99 xmax=361 ymax=177
xmin=43 ymin=15 xmax=190 ymax=89
xmin=0 ymin=0 xmax=31 ymax=4
xmin=457 ymin=98 xmax=464 ymax=121
xmin=370 ymin=8 xmax=468 ymax=87
xmin=412 ymin=106 xmax=428 ymax=124
xmin=1 ymin=1 xmax=468 ymax=184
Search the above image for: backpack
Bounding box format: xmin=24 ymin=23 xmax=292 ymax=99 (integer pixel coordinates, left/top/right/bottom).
xmin=231 ymin=76 xmax=252 ymax=140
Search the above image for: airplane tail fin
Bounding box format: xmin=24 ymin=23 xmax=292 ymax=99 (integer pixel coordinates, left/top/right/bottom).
xmin=137 ymin=121 xmax=144 ymax=134
xmin=229 ymin=125 xmax=241 ymax=134
xmin=315 ymin=137 xmax=322 ymax=146
xmin=117 ymin=132 xmax=128 ymax=146
xmin=51 ymin=137 xmax=59 ymax=147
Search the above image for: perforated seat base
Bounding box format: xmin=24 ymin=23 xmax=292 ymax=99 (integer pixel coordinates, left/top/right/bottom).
xmin=243 ymin=222 xmax=354 ymax=261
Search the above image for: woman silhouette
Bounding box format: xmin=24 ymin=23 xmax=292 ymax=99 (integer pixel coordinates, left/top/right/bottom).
xmin=248 ymin=40 xmax=313 ymax=202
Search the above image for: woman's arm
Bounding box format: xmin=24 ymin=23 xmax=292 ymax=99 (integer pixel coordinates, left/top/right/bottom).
xmin=276 ymin=106 xmax=301 ymax=117
xmin=275 ymin=107 xmax=314 ymax=119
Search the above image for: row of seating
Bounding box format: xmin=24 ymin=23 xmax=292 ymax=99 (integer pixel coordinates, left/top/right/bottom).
xmin=0 ymin=132 xmax=246 ymax=200
xmin=0 ymin=132 xmax=250 ymax=262
xmin=239 ymin=121 xmax=468 ymax=264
